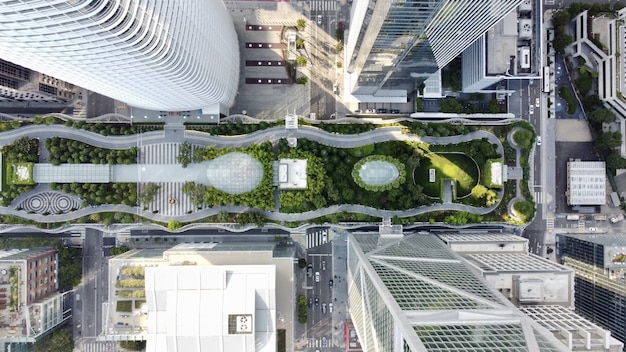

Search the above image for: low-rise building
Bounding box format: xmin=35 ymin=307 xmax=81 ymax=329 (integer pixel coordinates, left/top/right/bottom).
xmin=101 ymin=242 xmax=295 ymax=352
xmin=567 ymin=160 xmax=607 ymax=206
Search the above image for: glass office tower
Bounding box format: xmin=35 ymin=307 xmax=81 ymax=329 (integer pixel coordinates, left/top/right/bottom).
xmin=347 ymin=231 xmax=568 ymax=352
xmin=346 ymin=0 xmax=524 ymax=93
xmin=0 ymin=1 xmax=239 ymax=113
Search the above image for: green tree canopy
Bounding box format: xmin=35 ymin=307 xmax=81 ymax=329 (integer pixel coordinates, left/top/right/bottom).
xmin=588 ymin=108 xmax=616 ymax=124
xmin=512 ymin=129 xmax=534 ymax=149
xmin=34 ymin=328 xmax=73 ymax=352
xmin=597 ymin=131 xmax=623 ymax=150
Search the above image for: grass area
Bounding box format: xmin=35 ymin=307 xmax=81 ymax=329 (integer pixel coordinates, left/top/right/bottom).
xmin=116 ymin=300 xmax=132 ymax=312
xmin=414 ymin=153 xmax=478 ymax=198
xmin=483 ymin=159 xmax=504 ymax=188
xmin=134 ymin=300 xmax=146 ymax=309
xmin=6 ymin=162 xmax=34 ymax=185
xmin=559 ymin=86 xmax=578 ymax=114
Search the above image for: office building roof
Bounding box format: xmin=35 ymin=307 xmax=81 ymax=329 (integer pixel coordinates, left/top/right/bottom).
xmin=567 ymin=161 xmax=606 ymax=205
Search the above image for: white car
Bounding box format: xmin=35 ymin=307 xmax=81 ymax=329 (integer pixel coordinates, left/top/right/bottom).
xmin=529 ymin=105 xmax=534 ymax=114
xmin=536 ymin=136 xmax=541 ymax=146
xmin=322 ymin=232 xmax=328 ymax=243
xmin=535 ymin=97 xmax=540 ymax=107
xmin=588 ymin=227 xmax=597 ymax=232
xmin=315 ymin=272 xmax=320 ymax=282
xmin=329 ymin=303 xmax=333 ymax=312
xmin=317 ymin=15 xmax=322 ymax=25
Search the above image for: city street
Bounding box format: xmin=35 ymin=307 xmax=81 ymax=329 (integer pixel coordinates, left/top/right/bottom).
xmin=79 ymin=228 xmax=109 ymax=339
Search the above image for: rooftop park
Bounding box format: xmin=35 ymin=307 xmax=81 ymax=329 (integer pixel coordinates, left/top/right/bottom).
xmin=0 ymin=120 xmax=535 ymax=226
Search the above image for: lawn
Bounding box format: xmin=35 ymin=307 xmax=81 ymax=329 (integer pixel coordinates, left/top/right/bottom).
xmin=414 ymin=153 xmax=479 ymax=198
xmin=6 ymin=162 xmax=34 ymax=185
xmin=116 ymin=300 xmax=132 ymax=312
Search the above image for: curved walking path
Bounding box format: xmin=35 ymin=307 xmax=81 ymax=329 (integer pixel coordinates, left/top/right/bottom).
xmin=0 ymin=125 xmax=506 ymax=223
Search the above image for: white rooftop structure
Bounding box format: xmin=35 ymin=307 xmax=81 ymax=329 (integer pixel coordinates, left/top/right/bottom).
xmin=520 ymin=305 xmax=624 ymax=352
xmin=567 ymin=161 xmax=606 ymax=205
xmin=144 ymin=265 xmax=275 ymax=352
xmin=277 ymin=159 xmax=307 ymax=189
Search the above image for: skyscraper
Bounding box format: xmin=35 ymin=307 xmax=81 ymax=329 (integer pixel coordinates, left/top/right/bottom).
xmin=347 ymin=231 xmax=569 ymax=351
xmin=0 ymin=1 xmax=239 ymax=114
xmin=346 ymin=0 xmax=523 ymax=96
xmin=556 ymin=234 xmax=626 ymax=344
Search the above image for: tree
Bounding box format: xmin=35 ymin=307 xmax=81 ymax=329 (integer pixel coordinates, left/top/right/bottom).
xmin=120 ymin=341 xmax=146 ymax=351
xmin=110 ymin=245 xmax=130 ymax=256
xmin=296 ymin=56 xmax=307 ymax=66
xmin=296 ymin=76 xmax=308 ymax=85
xmin=167 ymin=220 xmax=182 ymax=231
xmin=334 ymin=42 xmax=344 ymax=53
xmin=597 ymin=131 xmax=623 ymax=150
xmin=296 ymin=18 xmax=306 ymax=30
xmin=34 ymin=327 xmax=73 ymax=352
xmin=588 ymin=108 xmax=616 ymax=124
xmin=512 ymin=129 xmax=534 ymax=149
xmin=177 ymin=141 xmax=192 ymax=167
xmin=296 ymin=37 xmax=305 ymax=49
xmin=551 ymin=9 xmax=572 ymax=28
xmin=138 ymin=183 xmax=161 ymax=204
xmin=553 ymin=32 xmax=574 ymax=53
xmin=606 ymin=152 xmax=626 ymax=170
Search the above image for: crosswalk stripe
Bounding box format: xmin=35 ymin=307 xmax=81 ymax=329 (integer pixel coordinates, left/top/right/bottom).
xmin=311 ymin=0 xmax=336 ymax=11
xmin=534 ymin=191 xmax=544 ymax=204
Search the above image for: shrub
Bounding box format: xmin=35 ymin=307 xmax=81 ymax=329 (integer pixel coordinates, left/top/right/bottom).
xmin=116 ymin=300 xmax=132 ymax=312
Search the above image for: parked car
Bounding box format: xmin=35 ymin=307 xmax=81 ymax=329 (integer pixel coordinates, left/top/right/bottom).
xmin=308 ymin=297 xmax=313 ymax=308
xmin=315 ymin=271 xmax=320 ymax=282
xmin=329 ymin=279 xmax=334 ymax=289
xmin=322 ymin=336 xmax=328 ymax=347
xmin=317 ymin=15 xmax=322 ymax=25
xmin=365 ymin=108 xmax=376 ymax=113
xmin=588 ymin=227 xmax=597 ymax=232
xmin=307 ymin=264 xmax=313 ymax=277
xmin=329 ymin=303 xmax=333 ymax=312
xmin=390 ymin=109 xmax=400 ymax=114
xmin=353 ymin=109 xmax=362 ymax=113
xmin=377 ymin=108 xmax=387 ymax=113
xmin=315 ymin=297 xmax=319 ymax=306
xmin=536 ymin=136 xmax=541 ymax=146
xmin=322 ymin=232 xmax=328 ymax=243
xmin=535 ymin=97 xmax=540 ymax=107
xmin=322 ymin=303 xmax=327 ymax=314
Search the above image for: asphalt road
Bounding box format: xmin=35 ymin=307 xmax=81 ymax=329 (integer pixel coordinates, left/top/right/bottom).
xmin=80 ymin=228 xmax=109 ymax=339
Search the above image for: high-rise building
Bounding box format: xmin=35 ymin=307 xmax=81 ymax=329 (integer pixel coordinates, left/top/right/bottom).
xmin=345 ymin=0 xmax=524 ymax=98
xmin=556 ymin=234 xmax=626 ymax=344
xmin=347 ymin=231 xmax=570 ymax=351
xmin=0 ymin=1 xmax=239 ymax=115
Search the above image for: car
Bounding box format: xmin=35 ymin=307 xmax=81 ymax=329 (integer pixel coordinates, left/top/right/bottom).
xmin=322 ymin=336 xmax=328 ymax=347
xmin=322 ymin=302 xmax=327 ymax=314
xmin=536 ymin=136 xmax=541 ymax=146
xmin=329 ymin=279 xmax=334 ymax=289
xmin=315 ymin=297 xmax=319 ymax=306
xmin=529 ymin=105 xmax=534 ymax=114
xmin=536 ymin=97 xmax=540 ymax=107
xmin=307 ymin=264 xmax=313 ymax=277
xmin=365 ymin=108 xmax=376 ymax=113
xmin=377 ymin=108 xmax=387 ymax=113
xmin=588 ymin=227 xmax=597 ymax=232
xmin=317 ymin=15 xmax=322 ymax=25
xmin=315 ymin=271 xmax=320 ymax=282
xmin=333 ymin=83 xmax=338 ymax=94
xmin=390 ymin=109 xmax=400 ymax=114
xmin=322 ymin=260 xmax=326 ymax=271
xmin=353 ymin=109 xmax=362 ymax=113
xmin=329 ymin=303 xmax=333 ymax=312
xmin=308 ymin=297 xmax=313 ymax=308
xmin=322 ymin=232 xmax=328 ymax=243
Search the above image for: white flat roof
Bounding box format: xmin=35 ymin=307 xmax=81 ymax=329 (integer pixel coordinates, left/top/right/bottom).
xmin=567 ymin=161 xmax=606 ymax=205
xmin=278 ymin=159 xmax=307 ymax=189
xmin=144 ymin=265 xmax=276 ymax=352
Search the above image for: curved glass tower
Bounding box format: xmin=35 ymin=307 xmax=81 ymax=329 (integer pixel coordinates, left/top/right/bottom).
xmin=0 ymin=0 xmax=239 ymax=113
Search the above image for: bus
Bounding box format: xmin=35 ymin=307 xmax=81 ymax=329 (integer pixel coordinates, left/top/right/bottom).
xmin=543 ymin=66 xmax=550 ymax=93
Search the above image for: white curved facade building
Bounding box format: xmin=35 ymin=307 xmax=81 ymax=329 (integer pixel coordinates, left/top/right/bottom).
xmin=0 ymin=0 xmax=239 ymax=113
